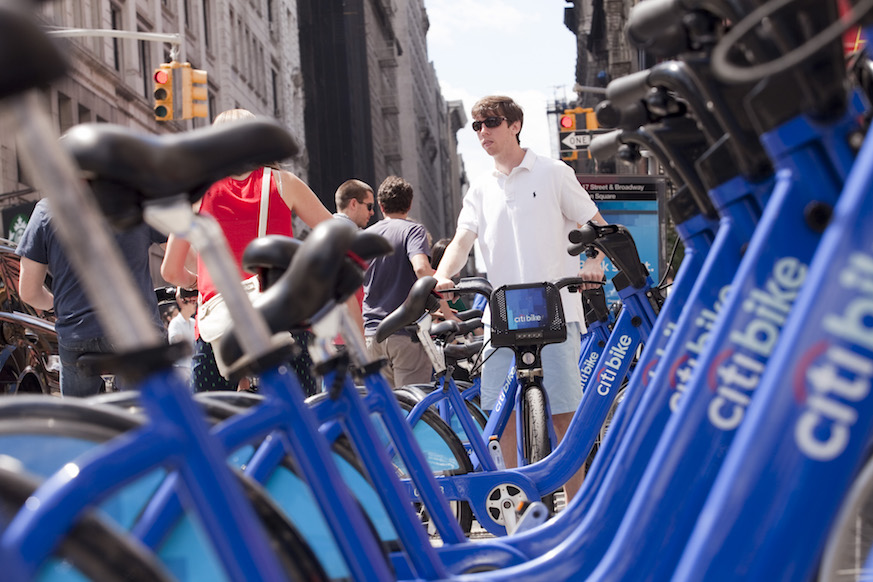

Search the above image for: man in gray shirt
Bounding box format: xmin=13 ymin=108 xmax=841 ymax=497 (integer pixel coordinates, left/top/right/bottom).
xmin=363 ymin=176 xmax=433 ymax=388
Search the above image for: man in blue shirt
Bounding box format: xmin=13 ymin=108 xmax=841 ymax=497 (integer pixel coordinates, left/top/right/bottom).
xmin=16 ymin=199 xmax=166 ymax=396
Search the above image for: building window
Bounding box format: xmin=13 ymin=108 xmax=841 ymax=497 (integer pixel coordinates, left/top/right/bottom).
xmin=183 ymin=0 xmax=191 ymax=29
xmin=78 ymin=105 xmax=91 ymax=124
xmin=271 ymin=68 xmax=279 ymax=116
xmin=57 ymin=92 xmax=74 ymax=135
xmin=138 ymin=36 xmax=150 ymax=99
xmin=202 ymin=0 xmax=211 ymax=49
xmin=110 ymin=4 xmax=122 ymax=72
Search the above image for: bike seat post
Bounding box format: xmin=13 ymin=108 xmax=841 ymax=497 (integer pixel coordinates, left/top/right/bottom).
xmin=7 ymin=94 xmax=163 ymax=351
xmin=144 ymin=200 xmax=273 ymax=356
xmin=415 ymin=313 xmax=447 ymax=376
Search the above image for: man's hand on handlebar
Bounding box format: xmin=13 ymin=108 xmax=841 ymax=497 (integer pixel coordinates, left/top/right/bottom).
xmin=434 ymin=275 xmax=457 ymax=301
xmin=579 ymin=253 xmax=606 ymax=290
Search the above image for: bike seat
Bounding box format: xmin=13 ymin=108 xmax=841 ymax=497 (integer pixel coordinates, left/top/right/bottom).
xmin=242 ymin=235 xmax=302 ymax=291
xmin=375 ymin=277 xmax=441 ymax=343
xmin=0 ymin=4 xmax=66 ymax=100
xmin=62 ymin=120 xmax=299 ymax=229
xmin=217 ymin=220 xmax=374 ymax=371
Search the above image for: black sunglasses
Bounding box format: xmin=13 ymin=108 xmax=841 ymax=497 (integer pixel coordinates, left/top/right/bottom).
xmin=365 ymin=202 xmax=374 ymax=211
xmin=472 ymin=116 xmax=507 ymax=132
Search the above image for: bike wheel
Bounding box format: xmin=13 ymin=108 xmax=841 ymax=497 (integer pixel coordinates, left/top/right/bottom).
xmin=0 ymin=463 xmax=172 ymax=582
xmin=818 ymin=452 xmax=873 ymax=582
xmin=0 ymin=396 xmax=328 ymax=582
xmin=522 ymin=385 xmax=555 ymax=511
xmin=391 ymin=390 xmax=475 ymax=535
xmin=396 ymin=384 xmax=487 ymax=447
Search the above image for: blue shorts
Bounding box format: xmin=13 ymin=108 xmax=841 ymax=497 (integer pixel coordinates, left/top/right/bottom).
xmin=480 ymin=321 xmax=583 ymax=414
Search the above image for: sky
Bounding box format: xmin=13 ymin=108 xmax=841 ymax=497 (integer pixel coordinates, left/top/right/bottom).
xmin=424 ymin=0 xmax=578 ymax=182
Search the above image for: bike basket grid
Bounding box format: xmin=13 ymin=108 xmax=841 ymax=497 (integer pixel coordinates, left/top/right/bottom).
xmin=490 ymin=282 xmax=567 ymax=348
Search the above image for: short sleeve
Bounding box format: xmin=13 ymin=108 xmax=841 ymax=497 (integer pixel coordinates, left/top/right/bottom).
xmin=15 ymin=202 xmax=50 ymax=265
xmin=405 ymin=223 xmax=430 ymax=259
xmin=456 ymin=185 xmax=481 ymax=236
xmin=558 ymin=163 xmax=599 ymax=225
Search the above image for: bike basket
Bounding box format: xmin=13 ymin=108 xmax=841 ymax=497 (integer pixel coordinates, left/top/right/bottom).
xmin=490 ymin=282 xmax=567 ymax=348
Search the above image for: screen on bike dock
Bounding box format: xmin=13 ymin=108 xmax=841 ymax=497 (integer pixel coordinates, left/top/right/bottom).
xmin=505 ymin=286 xmax=550 ymax=331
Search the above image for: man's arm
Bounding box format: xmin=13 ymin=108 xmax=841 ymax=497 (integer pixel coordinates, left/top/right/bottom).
xmin=432 ymin=229 xmax=477 ymax=292
xmin=410 ymin=252 xmax=458 ymax=321
xmin=18 ymin=257 xmax=53 ymax=311
xmin=578 ymin=211 xmax=608 ymax=288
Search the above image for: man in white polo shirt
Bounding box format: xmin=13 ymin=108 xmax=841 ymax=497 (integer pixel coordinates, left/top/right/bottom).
xmin=433 ymin=95 xmax=606 ymax=501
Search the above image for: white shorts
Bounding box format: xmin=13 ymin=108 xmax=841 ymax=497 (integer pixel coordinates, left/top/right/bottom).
xmin=480 ymin=321 xmax=583 ymax=415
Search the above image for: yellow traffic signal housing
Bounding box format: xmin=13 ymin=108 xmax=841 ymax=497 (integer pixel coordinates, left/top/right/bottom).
xmin=153 ymin=63 xmax=176 ymax=121
xmin=559 ymin=110 xmax=577 ymax=132
xmin=583 ymin=108 xmax=599 ymax=130
xmin=180 ymin=63 xmax=209 ymax=119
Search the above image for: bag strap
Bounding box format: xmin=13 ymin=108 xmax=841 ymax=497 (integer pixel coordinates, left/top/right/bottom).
xmin=259 ymin=167 xmax=271 ymax=238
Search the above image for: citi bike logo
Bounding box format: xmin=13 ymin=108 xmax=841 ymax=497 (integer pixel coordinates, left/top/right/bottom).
xmin=514 ymin=314 xmax=543 ymax=324
xmin=579 ymin=351 xmax=600 ymax=388
xmin=593 ymin=335 xmax=633 ymax=396
xmin=667 ymin=285 xmax=730 ymax=412
xmin=795 ymin=252 xmax=873 ymax=461
xmin=707 ymin=257 xmax=806 ymax=431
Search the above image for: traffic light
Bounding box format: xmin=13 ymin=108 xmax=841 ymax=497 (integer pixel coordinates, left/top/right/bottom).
xmin=583 ymin=108 xmax=598 ymax=130
xmin=559 ymin=111 xmax=577 ymax=132
xmin=153 ymin=63 xmax=176 ymax=121
xmin=180 ymin=63 xmax=209 ymax=119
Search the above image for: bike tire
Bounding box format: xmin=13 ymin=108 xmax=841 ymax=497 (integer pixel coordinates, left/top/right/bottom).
xmin=0 ymin=396 xmax=328 ymax=582
xmin=0 ymin=464 xmax=173 ymax=582
xmin=818 ymin=451 xmax=873 ymax=582
xmin=522 ymin=385 xmax=555 ymax=511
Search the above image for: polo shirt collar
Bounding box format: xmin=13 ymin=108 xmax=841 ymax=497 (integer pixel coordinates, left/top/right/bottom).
xmin=491 ymin=148 xmax=537 ymax=177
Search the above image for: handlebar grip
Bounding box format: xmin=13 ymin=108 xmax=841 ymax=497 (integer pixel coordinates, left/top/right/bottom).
xmin=455 ymin=317 xmax=483 ymax=335
xmin=456 ymin=309 xmax=484 ymax=321
xmin=590 ymin=130 xmax=624 ymax=161
xmin=605 ymin=69 xmax=651 ymax=108
xmin=568 ymin=242 xmax=586 ymax=257
xmin=625 ymin=0 xmax=689 ymax=55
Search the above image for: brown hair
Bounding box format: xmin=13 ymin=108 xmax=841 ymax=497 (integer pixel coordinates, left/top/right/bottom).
xmin=335 ymin=179 xmax=374 ymax=211
xmin=471 ymin=96 xmax=524 ymax=144
xmin=377 ymin=175 xmax=414 ymax=214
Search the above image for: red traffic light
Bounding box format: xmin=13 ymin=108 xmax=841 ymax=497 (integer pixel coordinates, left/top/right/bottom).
xmin=154 ymin=70 xmax=170 ymax=84
xmin=560 ymin=114 xmax=574 ymax=129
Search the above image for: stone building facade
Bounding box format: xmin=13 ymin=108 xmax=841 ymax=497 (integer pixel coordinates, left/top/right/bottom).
xmin=0 ymin=0 xmax=465 ymax=244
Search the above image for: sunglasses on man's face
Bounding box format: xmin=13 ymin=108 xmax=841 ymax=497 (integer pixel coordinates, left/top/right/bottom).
xmin=365 ymin=202 xmax=374 ymax=211
xmin=472 ymin=116 xmax=507 ymax=132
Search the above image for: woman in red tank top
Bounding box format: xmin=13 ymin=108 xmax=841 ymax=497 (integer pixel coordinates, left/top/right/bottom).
xmin=161 ymin=108 xmax=332 ymax=392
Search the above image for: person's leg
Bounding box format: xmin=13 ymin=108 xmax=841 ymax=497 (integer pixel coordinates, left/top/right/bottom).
xmin=365 ymin=335 xmax=395 ymax=388
xmin=480 ymin=344 xmax=517 ymax=467
xmin=386 ymin=334 xmax=433 ymax=387
xmin=57 ymin=338 xmax=107 ymax=397
xmin=289 ymin=330 xmax=318 ymax=397
xmin=192 ymin=338 xmax=235 ymax=392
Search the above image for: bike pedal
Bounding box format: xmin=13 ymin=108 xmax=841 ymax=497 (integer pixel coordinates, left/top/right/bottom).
xmin=513 ymin=500 xmax=549 ymax=534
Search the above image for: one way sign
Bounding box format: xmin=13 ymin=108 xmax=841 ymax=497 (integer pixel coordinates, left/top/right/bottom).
xmin=561 ymin=132 xmax=592 ymax=150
